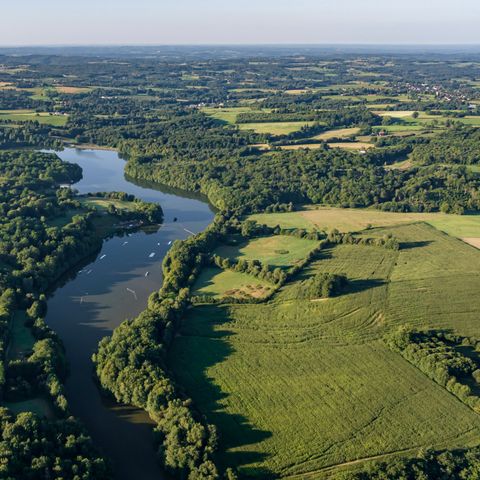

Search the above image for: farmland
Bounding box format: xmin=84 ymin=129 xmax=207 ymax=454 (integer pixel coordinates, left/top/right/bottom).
xmin=0 ymin=109 xmax=69 ymax=126
xmin=249 ymin=206 xmax=480 ymax=245
xmin=170 ymin=222 xmax=480 ymax=477
xmin=238 ymin=121 xmax=315 ymax=135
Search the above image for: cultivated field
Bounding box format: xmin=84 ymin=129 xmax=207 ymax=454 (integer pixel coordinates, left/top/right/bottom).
xmin=238 ymin=121 xmax=314 ymax=136
xmin=170 ymin=223 xmax=480 ymax=477
xmin=0 ymin=109 xmax=69 ymax=126
xmin=249 ymin=206 xmax=480 ymax=245
xmin=314 ymin=127 xmax=361 ymax=140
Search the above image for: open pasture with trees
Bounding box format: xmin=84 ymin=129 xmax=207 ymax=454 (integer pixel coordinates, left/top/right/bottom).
xmin=169 ymin=222 xmax=480 ymax=477
xmin=192 ymin=267 xmax=274 ymax=300
xmin=214 ymin=234 xmax=320 ymax=268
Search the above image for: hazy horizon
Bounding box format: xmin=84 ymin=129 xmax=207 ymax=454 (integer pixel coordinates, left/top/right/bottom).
xmin=2 ymin=0 xmax=479 ymax=46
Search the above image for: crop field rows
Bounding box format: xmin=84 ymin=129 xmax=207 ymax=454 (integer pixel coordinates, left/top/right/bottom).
xmin=169 ymin=220 xmax=480 ymax=477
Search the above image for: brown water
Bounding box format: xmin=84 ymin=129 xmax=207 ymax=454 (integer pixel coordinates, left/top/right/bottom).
xmin=45 ymin=148 xmax=215 ymax=480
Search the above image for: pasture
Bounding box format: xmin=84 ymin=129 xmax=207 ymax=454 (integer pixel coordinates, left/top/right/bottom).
xmin=170 ymin=223 xmax=480 ymax=477
xmin=192 ymin=267 xmax=273 ymax=300
xmin=0 ymin=109 xmax=69 ymax=126
xmin=238 ymin=121 xmax=315 ymax=136
xmin=55 ymin=85 xmax=93 ymax=94
xmin=79 ymin=197 xmax=135 ymax=212
xmin=202 ymin=106 xmax=267 ymax=124
xmin=328 ymin=142 xmax=373 ymax=151
xmin=248 ymin=207 xmax=480 ymax=245
xmin=214 ymin=235 xmax=319 ymax=267
xmin=314 ymin=127 xmax=361 ymax=140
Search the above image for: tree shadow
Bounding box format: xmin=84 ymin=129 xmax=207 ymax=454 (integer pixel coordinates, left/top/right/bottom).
xmin=346 ymin=278 xmax=387 ymax=295
xmin=400 ymin=240 xmax=432 ymax=250
xmin=169 ymin=305 xmax=274 ymax=477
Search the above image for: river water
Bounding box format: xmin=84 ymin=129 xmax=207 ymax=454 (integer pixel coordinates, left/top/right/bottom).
xmin=45 ymin=148 xmax=215 ymax=480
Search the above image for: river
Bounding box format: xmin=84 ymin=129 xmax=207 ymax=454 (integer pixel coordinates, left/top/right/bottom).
xmin=44 ymin=148 xmax=215 ymax=480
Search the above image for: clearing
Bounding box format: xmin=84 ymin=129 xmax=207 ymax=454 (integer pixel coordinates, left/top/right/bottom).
xmin=214 ymin=235 xmax=319 ymax=267
xmin=192 ymin=267 xmax=274 ymax=300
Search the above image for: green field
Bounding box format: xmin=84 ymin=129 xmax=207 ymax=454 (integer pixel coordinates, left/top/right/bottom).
xmin=170 ymin=223 xmax=480 ymax=477
xmin=0 ymin=109 xmax=69 ymax=126
xmin=238 ymin=121 xmax=314 ymax=136
xmin=192 ymin=267 xmax=273 ymax=300
xmin=4 ymin=397 xmax=54 ymax=419
xmin=7 ymin=311 xmax=35 ymax=360
xmin=249 ymin=207 xmax=480 ymax=242
xmin=314 ymin=127 xmax=360 ymax=140
xmin=202 ymin=107 xmax=268 ymax=124
xmin=79 ymin=197 xmax=135 ymax=212
xmin=214 ymin=235 xmax=319 ymax=267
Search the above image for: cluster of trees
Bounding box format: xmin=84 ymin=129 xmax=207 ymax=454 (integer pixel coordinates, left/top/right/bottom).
xmin=410 ymin=125 xmax=480 ymax=165
xmin=5 ymin=304 xmax=69 ymax=415
xmin=300 ymin=272 xmax=348 ymax=299
xmin=0 ymin=149 xmax=123 ymax=476
xmin=235 ymin=106 xmax=380 ymax=130
xmin=386 ymin=327 xmax=480 ymax=412
xmin=94 ymin=226 xmax=224 ymax=478
xmin=327 ymin=229 xmax=400 ymax=250
xmin=0 ymin=409 xmax=110 ymax=479
xmin=123 ymin=134 xmax=480 ymax=214
xmin=0 ymin=123 xmax=62 ymax=150
xmin=337 ymin=446 xmax=480 ymax=480
xmin=211 ymin=254 xmax=287 ymax=286
xmin=82 ymin=191 xmax=164 ymax=224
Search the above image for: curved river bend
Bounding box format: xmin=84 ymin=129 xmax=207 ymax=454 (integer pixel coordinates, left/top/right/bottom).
xmin=45 ymin=148 xmax=215 ymax=480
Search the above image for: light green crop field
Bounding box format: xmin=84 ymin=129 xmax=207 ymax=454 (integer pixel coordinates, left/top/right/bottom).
xmin=238 ymin=121 xmax=315 ymax=136
xmin=0 ymin=109 xmax=69 ymax=126
xmin=249 ymin=207 xmax=480 ymax=242
xmin=192 ymin=267 xmax=274 ymax=299
xmin=214 ymin=235 xmax=319 ymax=267
xmin=79 ymin=197 xmax=135 ymax=212
xmin=201 ymin=107 xmax=268 ymax=124
xmin=169 ymin=223 xmax=480 ymax=477
xmin=314 ymin=127 xmax=360 ymax=140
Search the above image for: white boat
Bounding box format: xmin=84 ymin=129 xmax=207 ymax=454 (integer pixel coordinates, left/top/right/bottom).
xmin=100 ymin=254 xmax=106 ymax=260
xmin=145 ymin=272 xmax=149 ymax=277
xmin=149 ymin=252 xmax=155 ymax=258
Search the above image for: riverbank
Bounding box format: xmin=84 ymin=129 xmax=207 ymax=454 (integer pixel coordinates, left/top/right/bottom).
xmin=44 ymin=148 xmax=215 ymax=480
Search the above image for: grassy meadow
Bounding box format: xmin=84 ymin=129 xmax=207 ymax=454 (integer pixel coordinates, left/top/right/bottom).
xmin=238 ymin=121 xmax=314 ymax=136
xmin=214 ymin=235 xmax=320 ymax=267
xmin=0 ymin=109 xmax=69 ymax=126
xmin=170 ymin=223 xmax=480 ymax=477
xmin=192 ymin=267 xmax=273 ymax=300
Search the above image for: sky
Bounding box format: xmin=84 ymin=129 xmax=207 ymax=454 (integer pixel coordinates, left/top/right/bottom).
xmin=2 ymin=0 xmax=480 ymax=46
